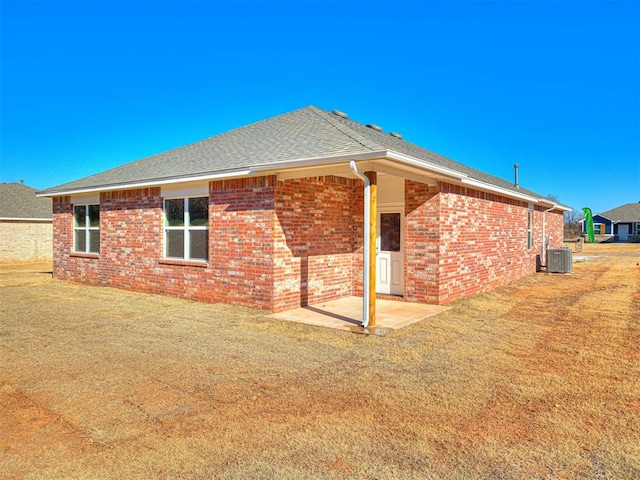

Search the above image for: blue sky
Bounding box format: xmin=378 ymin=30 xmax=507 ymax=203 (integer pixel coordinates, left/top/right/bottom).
xmin=1 ymin=0 xmax=638 ymax=215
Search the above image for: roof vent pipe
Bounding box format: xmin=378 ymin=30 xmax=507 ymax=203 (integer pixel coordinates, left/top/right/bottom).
xmin=332 ymin=109 xmax=348 ymax=119
xmin=366 ymin=124 xmax=383 ymax=132
xmin=514 ymin=163 xmax=520 ymax=189
xmin=389 ymin=132 xmax=403 ymax=139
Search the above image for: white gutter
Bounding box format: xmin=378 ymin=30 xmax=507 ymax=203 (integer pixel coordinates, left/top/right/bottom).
xmin=385 ymin=150 xmax=470 ymax=180
xmin=349 ymin=160 xmax=371 ymax=328
xmin=36 ymin=168 xmax=252 ymax=197
xmin=460 ymin=177 xmax=572 ymax=211
xmin=0 ymin=217 xmax=52 ymax=222
xmin=461 ymin=177 xmax=543 ymax=203
xmin=251 ymin=151 xmax=389 ymax=171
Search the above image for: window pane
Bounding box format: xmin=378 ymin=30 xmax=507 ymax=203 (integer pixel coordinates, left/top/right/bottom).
xmin=189 ymin=229 xmax=208 ymax=260
xmin=89 ymin=230 xmax=100 ymax=253
xmin=74 ymin=206 xmax=86 ymax=227
xmin=75 ymin=229 xmax=86 ymax=252
xmin=89 ymin=205 xmax=100 ymax=228
xmin=166 ymin=230 xmax=185 ymax=258
xmin=165 ymin=199 xmax=185 ymax=226
xmin=189 ymin=197 xmax=208 ymax=226
xmin=380 ymin=213 xmax=401 ymax=252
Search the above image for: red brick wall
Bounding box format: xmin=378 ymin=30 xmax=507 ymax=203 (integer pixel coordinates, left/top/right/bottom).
xmin=404 ymin=181 xmax=565 ymax=304
xmin=209 ymin=176 xmax=276 ymax=308
xmin=404 ymin=180 xmax=440 ymax=303
xmin=436 ymin=184 xmax=534 ymax=303
xmin=51 ymin=176 xmax=565 ymax=312
xmin=100 ymin=188 xmax=163 ymax=290
xmin=541 ymin=207 xmax=565 ymax=250
xmin=52 ymin=182 xmax=277 ymax=310
xmin=272 ymin=176 xmax=361 ymax=311
xmin=52 ymin=196 xmax=75 ymax=279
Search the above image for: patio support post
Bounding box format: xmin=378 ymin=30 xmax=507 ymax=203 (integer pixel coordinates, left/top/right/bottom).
xmin=365 ymin=171 xmax=377 ymax=327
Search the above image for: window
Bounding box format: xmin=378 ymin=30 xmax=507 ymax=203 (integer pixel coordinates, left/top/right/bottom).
xmin=74 ymin=204 xmax=100 ymax=253
xmin=380 ymin=213 xmax=401 ymax=252
xmin=593 ymin=223 xmax=604 ymax=235
xmin=164 ymin=196 xmax=209 ymax=261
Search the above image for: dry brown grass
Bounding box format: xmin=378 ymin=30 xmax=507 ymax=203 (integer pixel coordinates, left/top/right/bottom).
xmin=1 ymin=243 xmax=639 ymax=479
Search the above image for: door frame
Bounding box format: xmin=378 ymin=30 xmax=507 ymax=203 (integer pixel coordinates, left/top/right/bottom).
xmin=376 ymin=203 xmax=405 ymax=296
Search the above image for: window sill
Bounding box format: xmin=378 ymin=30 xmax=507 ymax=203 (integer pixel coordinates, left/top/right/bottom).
xmin=159 ymin=258 xmax=209 ymax=268
xmin=70 ymin=252 xmax=100 ymax=259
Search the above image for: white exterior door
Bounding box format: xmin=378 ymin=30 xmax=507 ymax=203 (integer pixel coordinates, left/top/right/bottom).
xmin=618 ymin=224 xmax=630 ymax=241
xmin=376 ymin=211 xmax=403 ymax=295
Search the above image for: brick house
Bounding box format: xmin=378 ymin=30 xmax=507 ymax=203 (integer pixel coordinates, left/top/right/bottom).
xmin=38 ymin=106 xmax=568 ymax=313
xmin=1 ymin=182 xmax=52 ymax=262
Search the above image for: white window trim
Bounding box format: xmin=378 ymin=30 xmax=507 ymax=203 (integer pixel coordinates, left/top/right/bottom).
xmin=73 ymin=204 xmax=100 ymax=254
xmin=593 ymin=223 xmax=605 ymax=235
xmin=163 ymin=196 xmax=209 ymax=261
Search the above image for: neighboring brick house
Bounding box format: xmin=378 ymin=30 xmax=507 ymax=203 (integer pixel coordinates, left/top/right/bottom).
xmin=1 ymin=182 xmax=53 ymax=262
xmin=38 ymin=106 xmax=568 ymax=312
xmin=582 ymin=203 xmax=640 ymax=242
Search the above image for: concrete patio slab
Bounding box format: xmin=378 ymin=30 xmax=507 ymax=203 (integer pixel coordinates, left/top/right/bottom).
xmin=268 ymin=296 xmax=450 ymax=332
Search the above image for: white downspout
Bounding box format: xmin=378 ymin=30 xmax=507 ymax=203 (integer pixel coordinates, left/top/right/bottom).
xmin=542 ymin=206 xmax=556 ymax=267
xmin=350 ymin=161 xmax=371 ymax=328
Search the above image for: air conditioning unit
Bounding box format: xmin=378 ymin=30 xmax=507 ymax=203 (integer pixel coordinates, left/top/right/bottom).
xmin=547 ymin=248 xmax=573 ymax=273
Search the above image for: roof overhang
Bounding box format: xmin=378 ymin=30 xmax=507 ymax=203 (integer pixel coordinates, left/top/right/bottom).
xmin=37 ymin=168 xmax=253 ymax=197
xmin=37 ymin=149 xmax=572 ymax=212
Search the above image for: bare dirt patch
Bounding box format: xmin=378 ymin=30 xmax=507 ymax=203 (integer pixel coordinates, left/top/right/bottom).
xmin=1 ymin=243 xmax=639 ymax=479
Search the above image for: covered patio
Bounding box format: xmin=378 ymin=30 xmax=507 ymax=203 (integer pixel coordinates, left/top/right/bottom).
xmin=269 ymin=295 xmax=450 ymax=334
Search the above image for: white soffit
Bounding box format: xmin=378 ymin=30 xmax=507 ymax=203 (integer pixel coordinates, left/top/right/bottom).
xmin=273 ymin=157 xmax=439 ymax=185
xmin=275 ymin=163 xmax=356 ymax=180
xmin=70 ymin=193 xmax=99 ymax=204
xmin=161 ymin=181 xmax=209 ymax=197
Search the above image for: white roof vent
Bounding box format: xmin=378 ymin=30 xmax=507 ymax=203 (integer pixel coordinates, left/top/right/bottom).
xmin=389 ymin=132 xmax=403 ymax=139
xmin=366 ymin=124 xmax=383 ymax=132
xmin=332 ymin=109 xmax=348 ymax=119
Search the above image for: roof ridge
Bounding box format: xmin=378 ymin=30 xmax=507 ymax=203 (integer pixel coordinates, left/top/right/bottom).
xmin=306 ymin=106 xmax=386 ymax=152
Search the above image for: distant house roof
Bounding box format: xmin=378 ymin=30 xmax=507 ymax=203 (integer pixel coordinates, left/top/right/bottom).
xmin=38 ymin=106 xmax=569 ymax=210
xmin=0 ymin=183 xmax=52 ymax=220
xmin=596 ymin=203 xmax=640 ymax=223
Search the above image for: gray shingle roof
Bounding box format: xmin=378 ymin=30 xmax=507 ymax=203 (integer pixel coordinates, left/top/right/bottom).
xmin=1 ymin=183 xmax=52 ymax=219
xmin=38 ymin=105 xmax=556 ymax=204
xmin=597 ymin=203 xmax=640 ymax=222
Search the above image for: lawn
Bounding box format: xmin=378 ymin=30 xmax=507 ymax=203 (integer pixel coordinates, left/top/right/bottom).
xmin=1 ymin=243 xmax=639 ymax=479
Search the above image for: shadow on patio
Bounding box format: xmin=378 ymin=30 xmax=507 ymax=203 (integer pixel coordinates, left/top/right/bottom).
xmin=269 ymin=296 xmax=450 ymax=333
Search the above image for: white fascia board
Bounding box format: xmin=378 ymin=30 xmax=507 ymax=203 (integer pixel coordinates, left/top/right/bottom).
xmin=460 ymin=177 xmax=541 ymax=202
xmin=252 ymin=150 xmax=465 ymax=184
xmin=384 ymin=151 xmax=469 ymax=180
xmin=386 ymin=151 xmax=571 ymax=211
xmin=0 ymin=217 xmax=52 ymax=222
xmin=374 ymin=163 xmax=437 ymax=186
xmin=461 ymin=177 xmax=572 ymax=211
xmin=250 ymin=151 xmax=389 ymax=172
xmin=36 ymin=169 xmax=252 ymax=197
xmin=549 ymin=204 xmax=573 ymax=212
